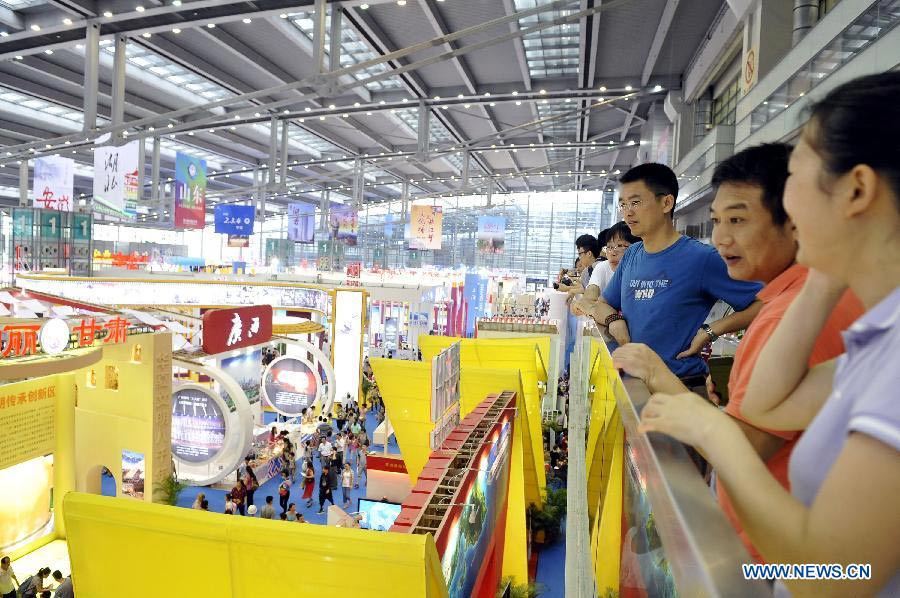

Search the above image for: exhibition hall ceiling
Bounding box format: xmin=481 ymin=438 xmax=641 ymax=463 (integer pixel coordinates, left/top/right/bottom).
xmin=0 ymin=0 xmax=722 ymax=214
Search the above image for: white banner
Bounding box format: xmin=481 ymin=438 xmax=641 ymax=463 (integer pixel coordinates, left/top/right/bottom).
xmin=32 ymin=156 xmax=74 ymax=211
xmin=93 ymin=140 xmax=139 ymax=217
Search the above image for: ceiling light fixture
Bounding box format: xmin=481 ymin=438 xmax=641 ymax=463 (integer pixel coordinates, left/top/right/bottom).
xmin=172 ymin=28 xmax=181 ymax=33
xmin=0 ymin=32 xmax=7 ymax=37
xmin=207 ymin=23 xmax=216 ymax=28
xmin=103 ymin=11 xmax=113 ymax=17
xmin=136 ymin=6 xmax=145 ymax=12
xmin=63 ymin=18 xmax=73 ymax=25
xmin=44 ymin=49 xmax=53 ymax=55
xmin=30 ymin=24 xmax=41 ymax=31
xmin=397 ymin=0 xmax=407 ymax=5
xmin=361 ymin=3 xmax=369 ymax=9
xmin=172 ymin=0 xmax=181 ymax=5
xmin=242 ymin=18 xmax=252 ymax=24
xmin=142 ymin=32 xmax=151 ymax=38
xmin=625 ymin=85 xmax=633 ymax=91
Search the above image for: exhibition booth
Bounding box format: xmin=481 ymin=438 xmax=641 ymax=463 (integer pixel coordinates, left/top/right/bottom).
xmin=0 ymin=288 xmax=173 ymax=562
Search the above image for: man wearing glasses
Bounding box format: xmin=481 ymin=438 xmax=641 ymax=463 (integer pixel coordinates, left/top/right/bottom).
xmin=574 ymin=162 xmax=763 ymax=395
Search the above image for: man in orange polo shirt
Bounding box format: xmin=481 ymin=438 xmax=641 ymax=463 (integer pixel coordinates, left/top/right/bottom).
xmin=612 ymin=143 xmax=863 ymax=562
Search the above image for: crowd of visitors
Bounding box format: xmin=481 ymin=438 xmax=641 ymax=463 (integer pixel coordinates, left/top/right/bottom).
xmin=566 ymin=73 xmax=899 ymax=595
xmin=0 ymin=560 xmax=72 ymax=598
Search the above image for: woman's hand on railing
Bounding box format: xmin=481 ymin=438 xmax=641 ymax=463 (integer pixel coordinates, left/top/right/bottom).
xmin=638 ymin=391 xmax=734 ymax=452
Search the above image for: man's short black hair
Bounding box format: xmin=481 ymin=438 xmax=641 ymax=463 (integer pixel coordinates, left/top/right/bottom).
xmin=620 ymin=163 xmax=679 ymax=199
xmin=711 ymin=143 xmax=792 ymax=227
xmin=605 ymin=221 xmax=640 ymax=245
xmin=597 ymin=227 xmax=611 ymax=248
xmin=266 ymin=495 xmax=274 ymax=503
xmin=575 ymin=234 xmax=600 ymax=258
xmin=53 ymin=571 xmax=63 ymax=581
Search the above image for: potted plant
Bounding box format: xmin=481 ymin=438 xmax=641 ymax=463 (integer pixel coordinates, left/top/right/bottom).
xmin=529 ymin=488 xmax=567 ymax=545
xmin=496 ymin=576 xmax=544 ymax=598
xmin=154 ymin=473 xmax=186 ymax=506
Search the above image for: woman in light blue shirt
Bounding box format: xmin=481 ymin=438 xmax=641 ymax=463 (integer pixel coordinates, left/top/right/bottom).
xmin=635 ymin=72 xmax=900 ymax=596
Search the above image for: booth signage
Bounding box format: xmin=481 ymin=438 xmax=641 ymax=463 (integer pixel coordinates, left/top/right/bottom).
xmin=214 ymin=204 xmax=255 ymax=236
xmin=201 ymin=305 xmax=272 ymax=354
xmin=0 ymin=316 xmax=130 ymax=359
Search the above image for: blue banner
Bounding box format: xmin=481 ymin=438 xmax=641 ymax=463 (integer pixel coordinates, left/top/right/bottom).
xmin=214 ymin=204 xmax=255 ymax=235
xmin=463 ymin=273 xmax=489 ymax=337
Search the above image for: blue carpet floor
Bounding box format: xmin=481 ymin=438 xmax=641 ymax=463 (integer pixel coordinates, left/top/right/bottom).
xmin=175 ymin=410 xmax=396 ymax=526
xmin=535 ymin=518 xmax=566 ymax=598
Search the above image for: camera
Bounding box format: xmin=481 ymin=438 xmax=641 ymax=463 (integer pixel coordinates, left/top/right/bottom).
xmin=561 ymin=277 xmax=572 ymax=286
xmin=552 ymin=282 xmax=560 ymax=290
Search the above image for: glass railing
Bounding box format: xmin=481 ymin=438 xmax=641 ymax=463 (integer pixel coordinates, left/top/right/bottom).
xmin=574 ymin=335 xmax=771 ymax=596
xmin=748 ymin=0 xmax=900 ymax=134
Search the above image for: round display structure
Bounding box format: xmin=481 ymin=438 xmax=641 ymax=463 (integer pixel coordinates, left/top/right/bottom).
xmin=262 ymin=355 xmax=320 ymax=416
xmin=171 ymin=386 xmax=228 ymax=464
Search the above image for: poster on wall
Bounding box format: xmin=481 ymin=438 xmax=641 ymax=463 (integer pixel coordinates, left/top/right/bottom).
xmin=476 ymin=216 xmax=505 ymax=254
xmin=171 ymin=387 xmax=227 ymax=464
xmin=329 ymin=204 xmax=358 ymax=246
xmin=121 ymin=450 xmax=145 ymax=500
xmin=288 ymin=202 xmax=316 ymax=243
xmin=93 ymin=141 xmax=139 ymax=218
xmin=409 ymin=205 xmax=443 ymax=250
xmin=220 ymin=349 xmax=262 ymax=405
xmin=32 ymin=155 xmax=74 ymax=211
xmin=431 ymin=341 xmax=461 ymax=422
xmin=214 ymin=204 xmax=254 ymax=236
xmin=262 ymin=356 xmax=319 ymax=415
xmin=174 ymin=151 xmax=207 ymax=229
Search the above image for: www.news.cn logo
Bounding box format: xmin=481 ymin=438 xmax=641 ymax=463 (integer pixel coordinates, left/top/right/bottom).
xmin=742 ymin=563 xmax=872 ymax=581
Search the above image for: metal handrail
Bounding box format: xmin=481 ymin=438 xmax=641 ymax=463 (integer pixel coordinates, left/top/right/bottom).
xmin=614 ymin=376 xmax=771 ymax=596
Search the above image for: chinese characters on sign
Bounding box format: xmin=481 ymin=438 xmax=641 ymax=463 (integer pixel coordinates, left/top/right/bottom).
xmin=409 ymin=205 xmax=443 ymax=250
xmin=32 ymin=156 xmax=75 ymax=212
xmin=0 ymin=316 xmax=131 ymax=359
xmin=288 ymin=202 xmax=316 ymax=243
xmin=0 ymin=378 xmax=58 ymax=471
xmin=214 ymin=204 xmax=255 ymax=236
xmin=201 ymin=305 xmax=273 ymax=354
xmin=174 ymin=152 xmax=207 ymax=229
xmin=345 ymin=262 xmax=361 ymax=287
xmin=93 ymin=141 xmax=139 ymax=217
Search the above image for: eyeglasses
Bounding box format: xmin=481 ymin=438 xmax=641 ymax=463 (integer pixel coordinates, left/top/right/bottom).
xmin=576 ymin=250 xmax=589 ymax=256
xmin=618 ymin=193 xmax=669 ymax=213
xmin=605 ymin=243 xmax=630 ymax=253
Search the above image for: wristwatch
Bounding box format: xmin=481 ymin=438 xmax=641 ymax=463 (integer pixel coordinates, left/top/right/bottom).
xmin=701 ymin=324 xmax=719 ymax=343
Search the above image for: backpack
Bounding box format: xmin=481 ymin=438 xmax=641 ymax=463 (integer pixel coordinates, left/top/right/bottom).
xmin=279 ymin=481 xmax=289 ymax=496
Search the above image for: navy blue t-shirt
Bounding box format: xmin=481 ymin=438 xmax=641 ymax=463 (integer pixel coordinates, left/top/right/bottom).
xmin=602 ymin=236 xmax=762 ymax=378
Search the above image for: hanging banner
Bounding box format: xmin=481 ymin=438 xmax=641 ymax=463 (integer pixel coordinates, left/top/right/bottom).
xmin=384 ymin=213 xmax=394 ymax=237
xmin=93 ymin=141 xmax=139 ymax=217
xmin=214 ymin=204 xmax=254 ymax=235
xmin=287 ymin=202 xmax=316 ymax=243
xmin=32 ymin=155 xmax=75 ymax=211
xmin=227 ymin=235 xmax=249 ymax=248
xmin=174 ymin=152 xmax=207 ymax=229
xmin=409 ymin=205 xmax=443 ymax=250
xmin=123 ymin=145 xmax=140 ymax=218
xmin=329 ymin=204 xmax=358 ymax=246
xmin=476 ymin=216 xmax=505 ymax=254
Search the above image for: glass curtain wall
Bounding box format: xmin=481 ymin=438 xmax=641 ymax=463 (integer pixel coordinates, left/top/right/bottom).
xmin=53 ymin=189 xmax=615 ymax=279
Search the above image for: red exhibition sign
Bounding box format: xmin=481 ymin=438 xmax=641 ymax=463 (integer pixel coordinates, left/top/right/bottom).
xmin=201 ymin=305 xmax=273 ymax=355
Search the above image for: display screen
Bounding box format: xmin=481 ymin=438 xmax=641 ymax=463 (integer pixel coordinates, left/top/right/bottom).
xmin=171 ymin=388 xmax=226 ymax=463
xmin=220 ymin=350 xmax=262 ymax=404
xmin=358 ymin=499 xmax=402 ymax=531
xmin=121 ymin=450 xmax=145 ymax=500
xmin=263 ymin=356 xmax=318 ymax=415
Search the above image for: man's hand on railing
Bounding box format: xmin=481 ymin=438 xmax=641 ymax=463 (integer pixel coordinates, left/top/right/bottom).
xmin=607 ymin=319 xmax=631 ymax=346
xmin=612 ymin=344 xmax=686 ymax=395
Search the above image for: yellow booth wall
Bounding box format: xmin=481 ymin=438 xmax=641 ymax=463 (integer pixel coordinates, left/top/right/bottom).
xmin=64 ymin=492 xmax=448 ymax=598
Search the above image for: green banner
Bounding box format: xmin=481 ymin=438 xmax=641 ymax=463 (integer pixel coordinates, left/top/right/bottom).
xmin=73 ymin=213 xmax=92 ymax=241
xmin=12 ymin=209 xmax=33 ymax=238
xmin=40 ymin=210 xmax=62 ymax=240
